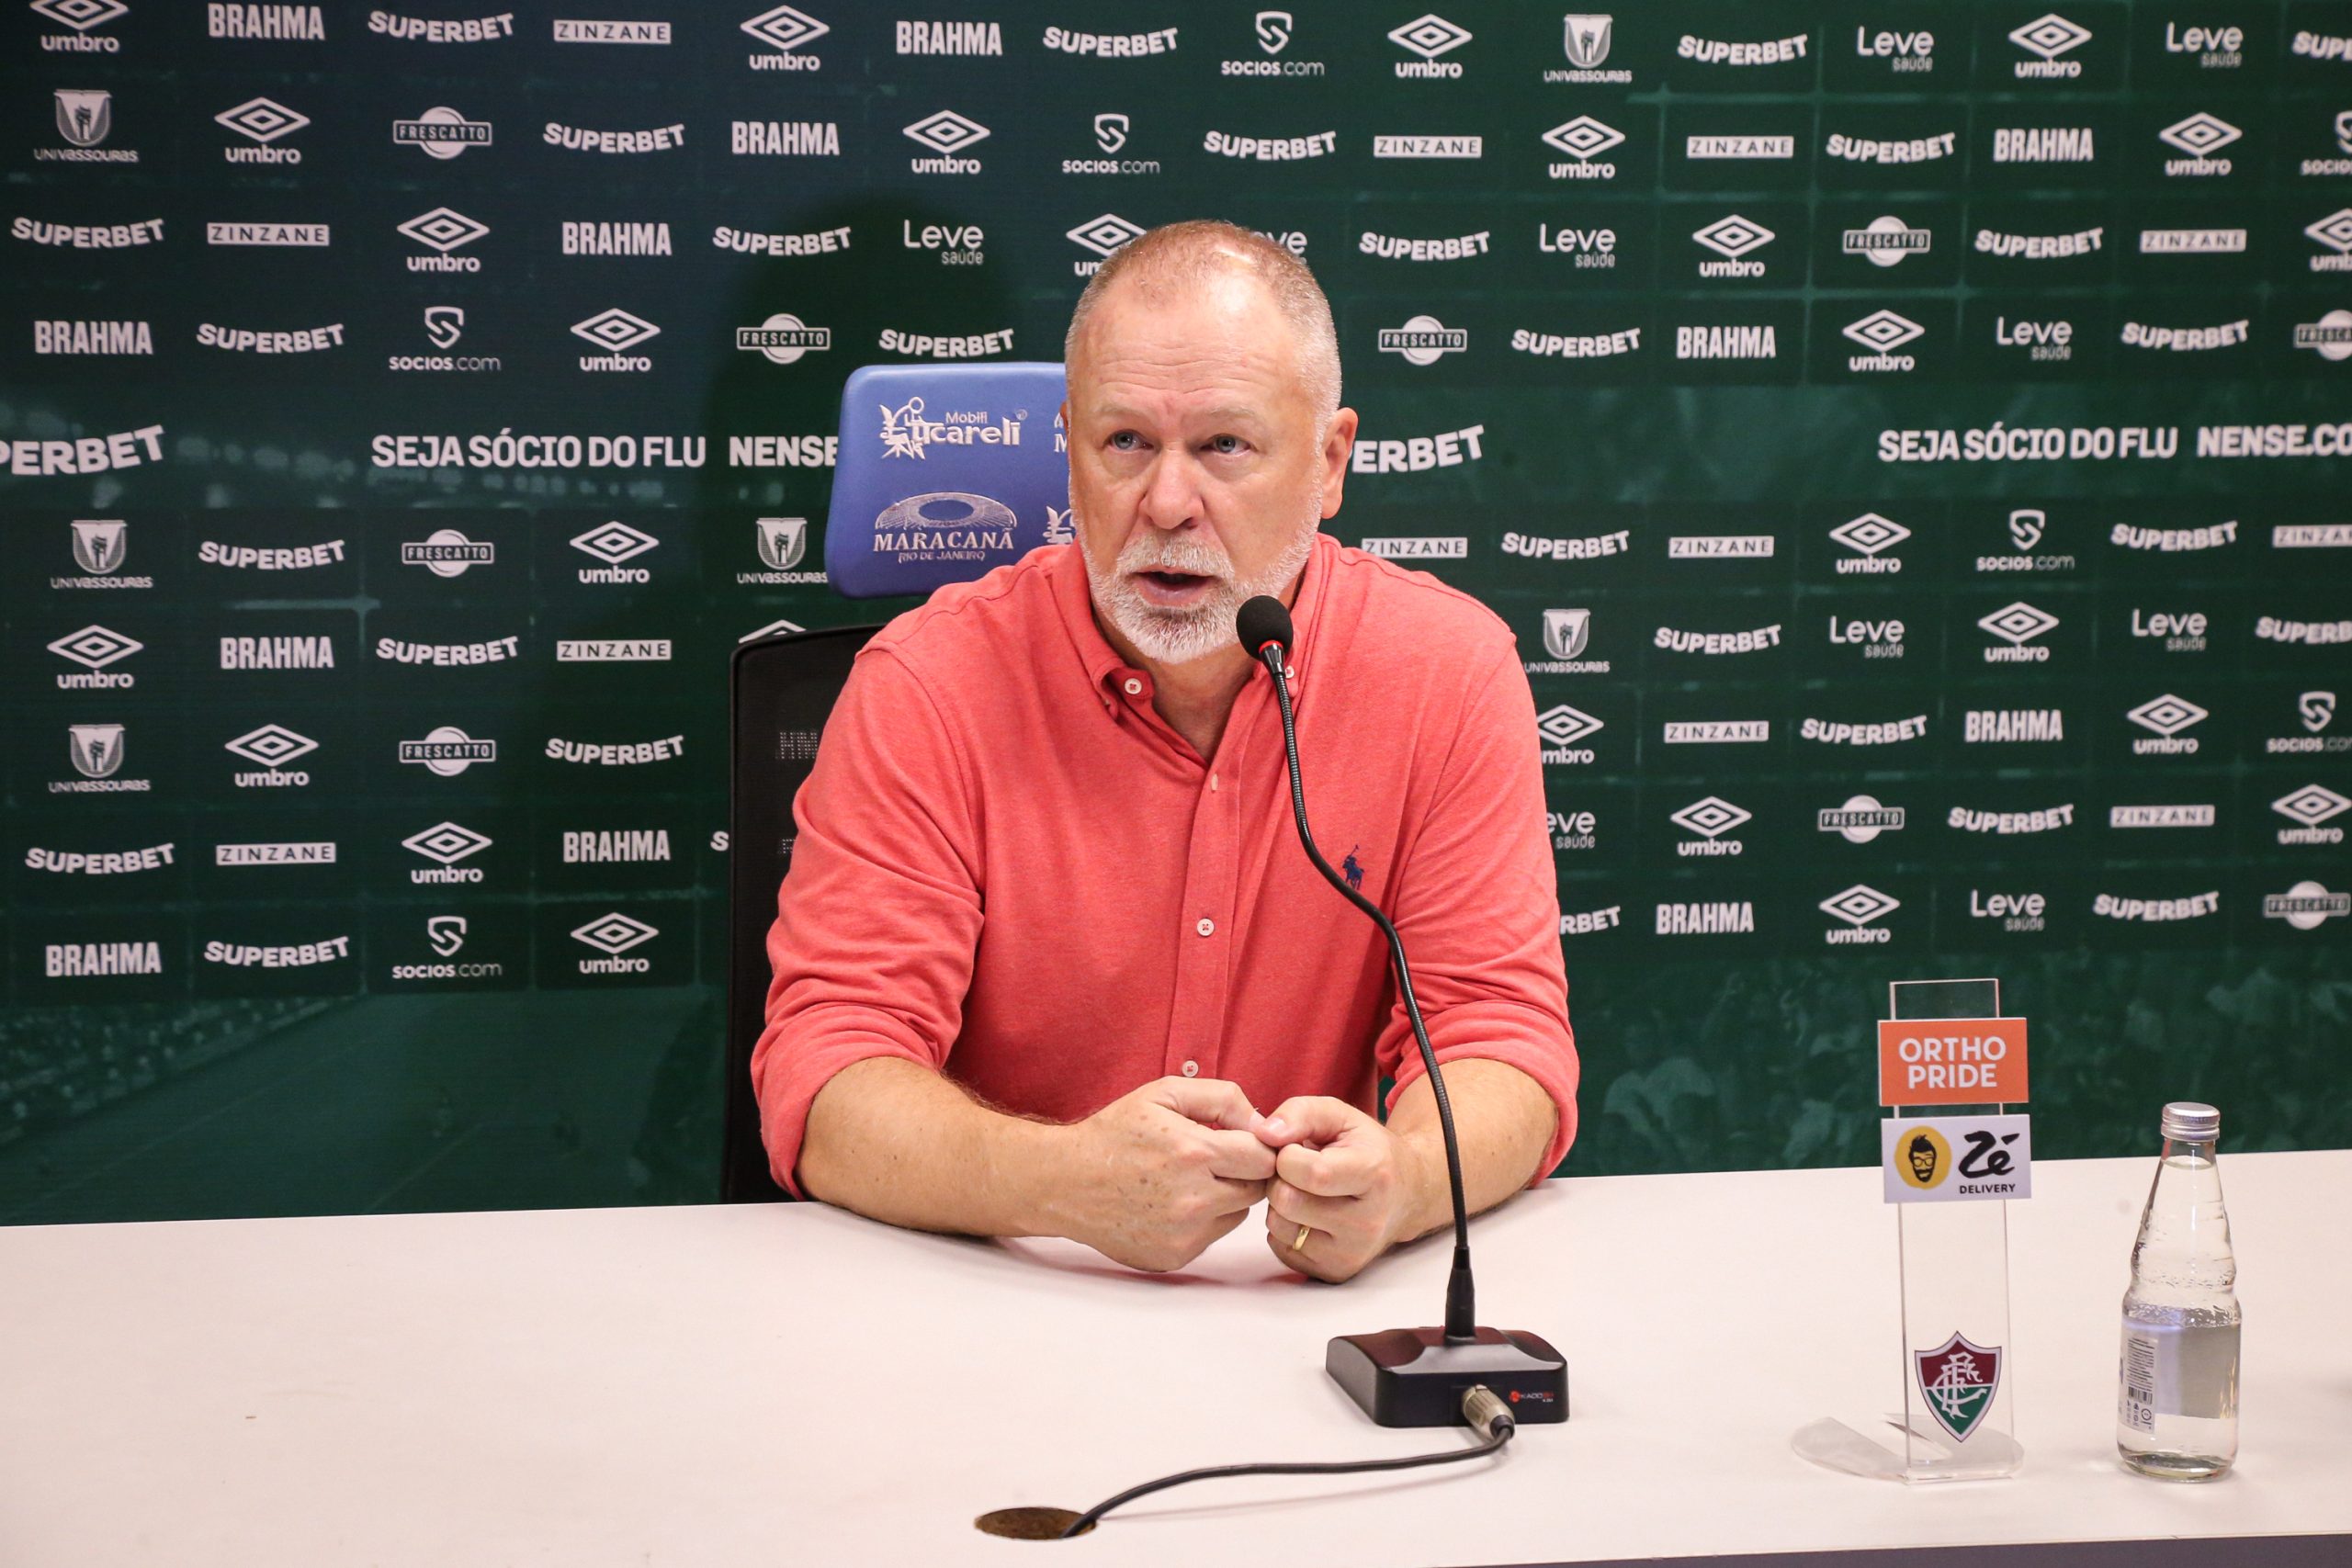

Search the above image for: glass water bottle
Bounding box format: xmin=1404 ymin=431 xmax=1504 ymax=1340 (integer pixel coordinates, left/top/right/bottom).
xmin=2117 ymin=1101 xmax=2241 ymax=1479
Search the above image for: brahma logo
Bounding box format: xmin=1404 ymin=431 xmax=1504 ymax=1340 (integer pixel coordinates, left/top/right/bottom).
xmin=571 ymin=308 xmax=658 ymax=372
xmin=1820 ymin=795 xmax=1904 ymax=843
xmin=208 ymin=5 xmax=328 ymax=39
xmin=2127 ymin=694 xmax=2208 ymax=754
xmin=1378 ymin=316 xmax=1468 ymax=366
xmin=1977 ymin=602 xmax=2058 ymax=661
xmin=1820 ymin=884 xmax=1898 ymax=944
xmin=571 ymin=911 xmax=657 ymax=973
xmin=1993 ymin=126 xmax=2095 ymax=162
xmin=2008 ymin=13 xmax=2090 ymax=76
xmin=1829 ymin=513 xmax=1909 ymax=572
xmin=896 ymin=19 xmax=1000 ymax=54
xmin=1670 ymin=795 xmax=1750 ymax=856
xmin=1843 ymin=215 xmax=1931 ymax=267
xmin=398 ymin=207 xmax=487 ymax=271
xmin=34 ymin=319 xmax=151 ymax=356
xmin=402 ymin=821 xmax=492 ymax=884
xmin=731 ymin=120 xmax=839 ymax=156
xmin=1964 ymin=708 xmax=2064 ymax=742
xmin=1844 ymin=309 xmax=1925 ymax=372
xmin=1656 ymin=901 xmax=1756 ymax=936
xmin=742 ymin=4 xmax=826 ymax=69
xmin=1536 ymin=705 xmax=1601 ymax=765
xmin=905 ymin=110 xmax=989 ymax=173
xmin=1388 ymin=13 xmax=1469 ymax=76
xmin=1543 ymin=116 xmax=1623 ymax=180
xmin=2272 ymin=784 xmax=2349 ymax=845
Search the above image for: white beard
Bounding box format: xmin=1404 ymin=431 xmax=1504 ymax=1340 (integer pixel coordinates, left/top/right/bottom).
xmin=1081 ymin=490 xmax=1321 ymax=668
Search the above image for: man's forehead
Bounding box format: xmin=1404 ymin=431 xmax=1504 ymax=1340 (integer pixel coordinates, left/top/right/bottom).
xmin=1072 ymin=281 xmax=1299 ymax=411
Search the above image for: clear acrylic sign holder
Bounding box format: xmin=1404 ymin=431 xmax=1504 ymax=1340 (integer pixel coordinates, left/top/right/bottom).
xmin=1793 ymin=976 xmax=2025 ymax=1482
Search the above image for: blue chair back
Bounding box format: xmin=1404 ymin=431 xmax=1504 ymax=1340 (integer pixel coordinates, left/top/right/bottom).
xmin=824 ymin=362 xmax=1073 ymax=599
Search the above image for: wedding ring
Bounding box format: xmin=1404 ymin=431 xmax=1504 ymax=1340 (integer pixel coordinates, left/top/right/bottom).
xmin=1293 ymin=1223 xmax=1312 ymax=1255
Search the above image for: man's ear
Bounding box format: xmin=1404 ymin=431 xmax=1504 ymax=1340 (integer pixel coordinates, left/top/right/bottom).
xmin=1319 ymin=406 xmax=1359 ymax=520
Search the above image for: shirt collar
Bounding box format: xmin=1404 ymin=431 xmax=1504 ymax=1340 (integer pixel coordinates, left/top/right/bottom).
xmin=1052 ymin=531 xmax=1333 ymax=703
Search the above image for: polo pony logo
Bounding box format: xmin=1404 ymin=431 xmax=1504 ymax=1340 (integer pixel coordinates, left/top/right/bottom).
xmin=1341 ymin=844 xmax=1366 ymax=891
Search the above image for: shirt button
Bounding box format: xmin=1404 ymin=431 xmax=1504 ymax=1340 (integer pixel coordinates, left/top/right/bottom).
xmin=1195 ymin=917 xmax=1215 ymax=937
xmin=1181 ymin=1060 xmax=1199 ymax=1078
xmin=1123 ymin=677 xmax=1143 ymax=696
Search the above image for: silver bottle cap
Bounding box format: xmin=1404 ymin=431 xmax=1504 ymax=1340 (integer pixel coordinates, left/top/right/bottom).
xmin=2162 ymin=1101 xmax=2222 ymax=1142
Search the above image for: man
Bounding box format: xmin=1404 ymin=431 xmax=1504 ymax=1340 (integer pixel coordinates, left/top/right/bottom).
xmin=752 ymin=220 xmax=1576 ymax=1282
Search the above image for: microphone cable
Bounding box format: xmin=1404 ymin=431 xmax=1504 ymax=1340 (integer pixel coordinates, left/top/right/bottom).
xmin=1057 ymin=1385 xmax=1516 ymax=1538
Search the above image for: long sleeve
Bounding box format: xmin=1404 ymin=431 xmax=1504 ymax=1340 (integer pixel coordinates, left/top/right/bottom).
xmin=1374 ymin=640 xmax=1580 ymax=1182
xmin=749 ymin=645 xmax=985 ymax=1197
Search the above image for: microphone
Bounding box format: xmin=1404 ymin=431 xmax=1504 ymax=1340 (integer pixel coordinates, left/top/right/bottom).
xmin=1237 ymin=596 xmax=1567 ymax=1428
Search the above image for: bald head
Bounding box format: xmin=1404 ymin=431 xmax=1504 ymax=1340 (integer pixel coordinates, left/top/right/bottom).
xmin=1064 ymin=220 xmax=1341 ymax=434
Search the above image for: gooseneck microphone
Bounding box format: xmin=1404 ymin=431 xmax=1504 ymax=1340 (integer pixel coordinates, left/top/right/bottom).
xmin=1237 ymin=593 xmax=1568 ymax=1427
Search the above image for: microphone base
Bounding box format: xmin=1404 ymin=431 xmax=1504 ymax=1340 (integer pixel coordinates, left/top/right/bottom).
xmin=1326 ymin=1326 xmax=1569 ymax=1427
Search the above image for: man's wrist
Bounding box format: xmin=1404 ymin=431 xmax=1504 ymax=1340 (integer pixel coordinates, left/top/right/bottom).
xmin=981 ymin=1113 xmax=1078 ymax=1240
xmin=1395 ymin=1126 xmax=1453 ymax=1246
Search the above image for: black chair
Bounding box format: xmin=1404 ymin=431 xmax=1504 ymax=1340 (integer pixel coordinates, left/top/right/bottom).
xmin=721 ymin=624 xmax=880 ymax=1201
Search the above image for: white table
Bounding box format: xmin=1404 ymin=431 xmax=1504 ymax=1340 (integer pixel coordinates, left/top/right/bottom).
xmin=2 ymin=1152 xmax=2343 ymax=1566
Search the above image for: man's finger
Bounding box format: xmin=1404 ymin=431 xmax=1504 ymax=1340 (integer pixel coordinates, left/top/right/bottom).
xmin=1207 ymin=1174 xmax=1269 ymax=1214
xmin=1153 ymin=1076 xmax=1265 ymax=1133
xmin=1263 ymin=1177 xmax=1352 ymax=1233
xmin=1257 ymin=1095 xmax=1366 ymax=1148
xmin=1200 ymin=1127 xmax=1279 ymax=1181
xmin=1277 ymin=1135 xmax=1378 ymax=1198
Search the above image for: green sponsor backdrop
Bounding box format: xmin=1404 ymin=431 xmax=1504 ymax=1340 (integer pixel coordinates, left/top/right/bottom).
xmin=2 ymin=2 xmax=2346 ymax=1222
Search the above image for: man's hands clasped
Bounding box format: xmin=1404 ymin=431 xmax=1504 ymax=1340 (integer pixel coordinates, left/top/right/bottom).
xmin=1061 ymin=1077 xmax=1432 ymax=1282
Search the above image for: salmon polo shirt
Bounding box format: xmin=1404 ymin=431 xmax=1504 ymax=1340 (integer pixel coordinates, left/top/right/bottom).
xmin=751 ymin=529 xmax=1578 ymax=1199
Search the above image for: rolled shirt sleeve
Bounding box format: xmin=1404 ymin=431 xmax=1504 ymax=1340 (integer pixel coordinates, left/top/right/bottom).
xmin=1375 ymin=639 xmax=1580 ymax=1183
xmin=750 ymin=645 xmax=984 ymax=1197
